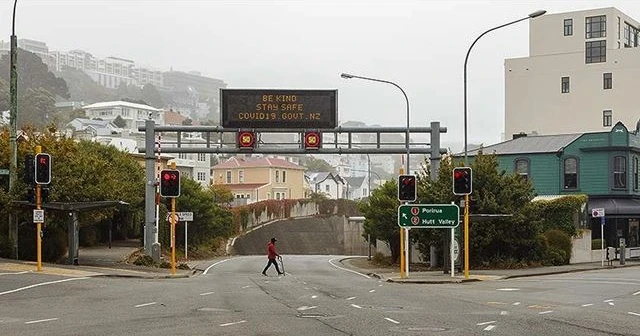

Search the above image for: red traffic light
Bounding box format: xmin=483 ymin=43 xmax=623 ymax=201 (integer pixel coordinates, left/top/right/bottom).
xmin=397 ymin=174 xmax=417 ymax=202
xmin=160 ymin=169 xmax=180 ymax=197
xmin=453 ymin=167 xmax=472 ymax=195
xmin=34 ymin=153 xmax=51 ymax=185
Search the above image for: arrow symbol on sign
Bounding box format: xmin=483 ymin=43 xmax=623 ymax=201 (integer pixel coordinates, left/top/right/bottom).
xmin=402 ymin=213 xmax=407 ymax=219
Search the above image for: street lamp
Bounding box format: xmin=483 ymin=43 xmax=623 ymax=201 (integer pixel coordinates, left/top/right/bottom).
xmin=463 ymin=9 xmax=546 ymax=164
xmin=9 ymin=0 xmax=18 ymax=193
xmin=341 ymin=73 xmax=411 ymax=174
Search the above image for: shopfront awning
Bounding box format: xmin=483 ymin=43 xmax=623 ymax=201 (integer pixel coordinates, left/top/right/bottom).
xmin=588 ymin=198 xmax=640 ymax=216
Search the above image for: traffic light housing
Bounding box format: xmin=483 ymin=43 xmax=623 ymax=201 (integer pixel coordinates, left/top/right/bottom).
xmin=34 ymin=153 xmax=51 ymax=185
xmin=160 ymin=169 xmax=180 ymax=197
xmin=24 ymin=154 xmax=35 ymax=185
xmin=453 ymin=167 xmax=472 ymax=195
xmin=397 ymin=174 xmax=417 ymax=202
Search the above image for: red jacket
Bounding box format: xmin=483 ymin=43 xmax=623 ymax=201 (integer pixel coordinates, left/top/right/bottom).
xmin=267 ymin=242 xmax=279 ymax=259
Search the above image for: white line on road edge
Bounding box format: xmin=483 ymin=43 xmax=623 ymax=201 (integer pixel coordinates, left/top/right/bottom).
xmin=203 ymin=258 xmax=232 ymax=275
xmin=538 ymin=311 xmax=554 ymax=315
xmin=477 ymin=321 xmax=496 ymax=326
xmin=134 ymin=302 xmax=157 ymax=308
xmin=0 ymin=271 xmax=31 ymax=276
xmin=350 ymin=304 xmax=362 ymax=309
xmin=199 ymin=292 xmax=214 ymax=296
xmin=483 ymin=325 xmax=496 ymax=331
xmin=329 ymin=258 xmax=371 ymax=279
xmin=346 ymin=297 xmax=356 ymax=301
xmin=0 ymin=277 xmax=89 ymax=296
xmin=220 ymin=320 xmax=247 ymax=327
xmin=384 ymin=317 xmax=400 ymax=324
xmin=628 ymin=312 xmax=640 ymax=317
xmin=581 ymin=304 xmax=594 ymax=307
xmin=25 ymin=318 xmax=58 ymax=324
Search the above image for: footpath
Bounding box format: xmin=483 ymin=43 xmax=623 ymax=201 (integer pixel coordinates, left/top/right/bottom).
xmin=1 ymin=244 xmax=639 ymax=282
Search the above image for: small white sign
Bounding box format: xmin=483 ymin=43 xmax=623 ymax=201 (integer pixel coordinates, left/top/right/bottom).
xmin=452 ymin=238 xmax=460 ymax=262
xmin=165 ymin=212 xmax=194 ymax=222
xmin=592 ymin=208 xmax=605 ymax=218
xmin=33 ymin=209 xmax=44 ymax=223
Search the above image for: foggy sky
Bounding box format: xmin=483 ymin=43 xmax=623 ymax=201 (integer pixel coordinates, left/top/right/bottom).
xmin=2 ymin=0 xmax=639 ymax=150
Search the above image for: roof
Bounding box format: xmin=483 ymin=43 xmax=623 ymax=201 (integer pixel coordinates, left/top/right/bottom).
xmin=217 ymin=183 xmax=268 ymax=190
xmin=344 ymin=176 xmax=366 ymax=188
xmin=83 ymin=101 xmax=161 ymax=111
xmin=213 ymin=157 xmax=305 ymax=170
xmin=463 ymin=133 xmax=583 ymax=156
xmin=164 ymin=110 xmax=188 ymax=125
xmin=68 ymin=118 xmax=115 ymax=128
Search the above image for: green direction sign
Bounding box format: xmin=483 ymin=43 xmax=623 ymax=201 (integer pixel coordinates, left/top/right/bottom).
xmin=398 ymin=204 xmax=460 ymax=228
xmin=0 ymin=168 xmax=9 ymax=175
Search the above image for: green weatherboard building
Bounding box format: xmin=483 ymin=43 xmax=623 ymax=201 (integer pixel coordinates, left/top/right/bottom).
xmin=464 ymin=121 xmax=640 ymax=249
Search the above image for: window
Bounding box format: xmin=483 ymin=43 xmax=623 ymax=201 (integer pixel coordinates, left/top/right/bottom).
xmin=603 ymin=110 xmax=612 ymax=127
xmin=635 ymin=157 xmax=639 ymax=190
xmin=197 ymin=172 xmax=206 ymax=181
xmin=226 ymin=171 xmax=232 ymax=184
xmin=197 ymin=153 xmax=206 ymax=162
xmin=238 ymin=170 xmax=244 ymax=183
xmin=515 ymin=158 xmax=530 ymax=181
xmin=586 ymin=40 xmax=606 ymax=63
xmin=178 ymin=153 xmax=187 ymax=160
xmin=275 ymin=170 xmax=280 ymax=183
xmin=325 ymin=184 xmax=330 ymax=192
xmin=613 ymin=156 xmax=627 ymax=189
xmin=586 ymin=15 xmax=606 ymax=39
xmin=564 ymin=18 xmax=573 ymax=36
xmin=563 ymin=157 xmax=578 ymax=189
xmin=561 ymin=76 xmax=570 ymax=93
xmin=603 ymin=73 xmax=612 ymax=89
xmin=282 ymin=171 xmax=286 ymax=183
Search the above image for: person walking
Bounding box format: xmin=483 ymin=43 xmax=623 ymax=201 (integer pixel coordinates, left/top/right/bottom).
xmin=262 ymin=237 xmax=283 ymax=276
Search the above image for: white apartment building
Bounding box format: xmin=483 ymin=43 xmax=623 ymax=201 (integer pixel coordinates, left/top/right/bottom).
xmin=505 ymin=7 xmax=640 ymax=138
xmin=83 ymin=101 xmax=163 ymax=134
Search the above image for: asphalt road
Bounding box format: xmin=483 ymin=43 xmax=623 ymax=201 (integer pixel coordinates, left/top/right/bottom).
xmin=1 ymin=255 xmax=638 ymax=336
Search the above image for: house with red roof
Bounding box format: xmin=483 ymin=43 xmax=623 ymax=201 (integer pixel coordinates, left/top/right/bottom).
xmin=211 ymin=156 xmax=307 ymax=204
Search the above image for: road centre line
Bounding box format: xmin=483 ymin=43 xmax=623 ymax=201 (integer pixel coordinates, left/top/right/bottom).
xmin=0 ymin=277 xmax=89 ymax=296
xmin=384 ymin=317 xmax=400 ymax=324
xmin=633 ymin=291 xmax=640 ymax=296
xmin=199 ymin=292 xmax=214 ymax=296
xmin=346 ymin=296 xmax=356 ymax=301
xmin=328 ymin=258 xmax=371 ymax=279
xmin=350 ymin=304 xmax=362 ymax=309
xmin=483 ymin=325 xmax=496 ymax=331
xmin=512 ymin=302 xmax=521 ymax=305
xmin=220 ymin=320 xmax=247 ymax=327
xmin=369 ymin=289 xmax=376 ymax=293
xmin=134 ymin=302 xmax=157 ymax=308
xmin=538 ymin=311 xmax=554 ymax=315
xmin=477 ymin=321 xmax=496 ymax=326
xmin=25 ymin=318 xmax=58 ymax=324
xmin=629 ymin=312 xmax=640 ymax=317
xmin=581 ymin=304 xmax=594 ymax=307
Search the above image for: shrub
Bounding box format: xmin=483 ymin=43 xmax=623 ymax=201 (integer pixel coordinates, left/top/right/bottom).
xmin=132 ymin=255 xmax=155 ymax=267
xmin=542 ymin=229 xmax=572 ymax=265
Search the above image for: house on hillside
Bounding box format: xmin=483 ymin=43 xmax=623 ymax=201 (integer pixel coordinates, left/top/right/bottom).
xmin=306 ymin=172 xmax=346 ymax=199
xmin=83 ymin=101 xmax=163 ymax=134
xmin=211 ymin=156 xmax=306 ymax=205
xmin=344 ymin=176 xmax=368 ymax=200
xmin=462 ymin=122 xmax=640 ymax=249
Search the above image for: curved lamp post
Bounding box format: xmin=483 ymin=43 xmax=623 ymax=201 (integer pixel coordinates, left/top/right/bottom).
xmin=341 ymin=73 xmax=410 ymax=174
xmin=9 ymin=0 xmax=18 ymax=193
xmin=463 ymin=9 xmax=546 ymax=164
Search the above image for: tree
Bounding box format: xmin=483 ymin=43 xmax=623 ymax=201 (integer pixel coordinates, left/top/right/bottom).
xmin=59 ymin=67 xmax=116 ymax=103
xmin=141 ymin=84 xmax=164 ymax=108
xmin=209 ymin=184 xmax=233 ymax=204
xmin=358 ymin=180 xmax=401 ymax=263
xmin=300 ymin=156 xmax=335 ymax=173
xmin=0 ymin=49 xmax=69 ymax=99
xmin=19 ymin=87 xmax=56 ymax=127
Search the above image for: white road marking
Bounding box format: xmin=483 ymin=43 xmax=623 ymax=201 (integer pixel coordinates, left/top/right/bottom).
xmin=0 ymin=277 xmax=89 ymax=296
xmin=512 ymin=302 xmax=521 ymax=306
xmin=603 ymin=299 xmax=614 ymax=302
xmin=629 ymin=312 xmax=640 ymax=317
xmin=346 ymin=296 xmax=356 ymax=301
xmin=538 ymin=311 xmax=554 ymax=315
xmin=633 ymin=291 xmax=640 ymax=296
xmin=328 ymin=258 xmax=371 ymax=279
xmin=242 ymin=285 xmax=251 ymax=289
xmin=0 ymin=271 xmax=30 ymax=276
xmin=203 ymin=258 xmax=231 ymax=275
xmin=608 ymin=302 xmax=615 ymax=306
xmin=384 ymin=317 xmax=400 ymax=324
xmin=311 ymin=295 xmax=318 ymax=299
xmin=350 ymin=304 xmax=362 ymax=309
xmin=369 ymin=289 xmax=376 ymax=293
xmin=477 ymin=321 xmax=496 ymax=326
xmin=134 ymin=302 xmax=157 ymax=308
xmin=581 ymin=304 xmax=594 ymax=307
xmin=378 ymin=284 xmax=383 ymax=287
xmin=297 ymin=306 xmax=317 ymax=311
xmin=484 ymin=325 xmax=496 ymax=331
xmin=500 ymin=311 xmax=508 ymax=315
xmin=220 ymin=320 xmax=247 ymax=327
xmin=496 ymin=288 xmax=520 ymax=291
xmin=25 ymin=318 xmax=58 ymax=324
xmin=199 ymin=292 xmax=214 ymax=296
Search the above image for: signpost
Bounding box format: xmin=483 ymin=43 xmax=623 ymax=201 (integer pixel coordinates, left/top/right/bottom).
xmin=398 ymin=204 xmax=460 ymax=228
xmin=220 ymin=89 xmax=338 ymax=129
xmin=592 ymin=207 xmax=605 ymax=266
xmin=165 ymin=212 xmax=194 ymax=259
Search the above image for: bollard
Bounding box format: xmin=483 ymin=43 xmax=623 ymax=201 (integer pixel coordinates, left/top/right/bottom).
xmin=619 ymin=239 xmax=626 ymax=265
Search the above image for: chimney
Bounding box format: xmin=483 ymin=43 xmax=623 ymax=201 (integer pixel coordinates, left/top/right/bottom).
xmin=512 ymin=132 xmax=527 ymax=140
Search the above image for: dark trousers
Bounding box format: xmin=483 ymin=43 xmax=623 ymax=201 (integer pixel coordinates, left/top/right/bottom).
xmin=262 ymin=258 xmax=282 ymax=274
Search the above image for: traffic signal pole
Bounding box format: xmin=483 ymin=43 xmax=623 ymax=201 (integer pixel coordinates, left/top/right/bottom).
xmin=35 ymin=146 xmax=42 ymax=272
xmin=464 ymin=194 xmax=469 ymax=279
xmin=171 ymin=197 xmax=176 ymax=276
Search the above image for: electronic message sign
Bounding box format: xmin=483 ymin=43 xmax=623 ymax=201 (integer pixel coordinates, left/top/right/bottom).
xmin=220 ymin=89 xmax=338 ymax=129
